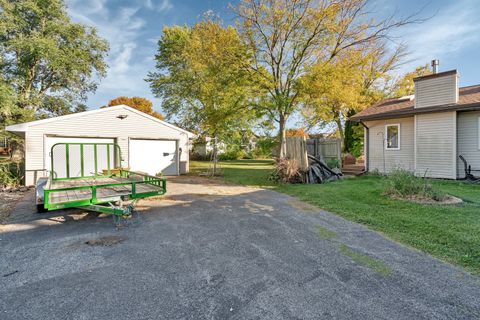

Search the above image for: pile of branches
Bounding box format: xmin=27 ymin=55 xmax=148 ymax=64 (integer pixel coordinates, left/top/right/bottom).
xmin=305 ymin=155 xmax=342 ymax=184
xmin=270 ymin=156 xmax=342 ymax=184
xmin=269 ymin=158 xmax=303 ymax=183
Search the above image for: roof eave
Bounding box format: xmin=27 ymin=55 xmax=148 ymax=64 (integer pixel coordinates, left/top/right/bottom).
xmin=350 ymin=101 xmax=480 ymax=122
xmin=5 ymin=123 xmax=28 ymax=133
xmin=4 ymin=105 xmax=196 ymax=138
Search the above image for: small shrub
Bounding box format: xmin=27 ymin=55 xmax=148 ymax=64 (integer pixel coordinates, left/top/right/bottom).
xmin=219 ymin=149 xmax=247 ymax=161
xmin=0 ymin=161 xmax=23 ymax=188
xmin=269 ymin=158 xmax=303 ymax=183
xmin=368 ymin=169 xmax=383 ymax=177
xmin=190 ymin=152 xmax=211 ymax=161
xmin=326 ymin=158 xmax=340 ymax=169
xmin=385 ymin=168 xmax=446 ymax=201
xmin=252 ymin=137 xmax=276 ymax=159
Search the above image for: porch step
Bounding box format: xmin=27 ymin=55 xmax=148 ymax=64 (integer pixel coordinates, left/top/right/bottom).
xmin=342 ymin=164 xmax=365 ymax=176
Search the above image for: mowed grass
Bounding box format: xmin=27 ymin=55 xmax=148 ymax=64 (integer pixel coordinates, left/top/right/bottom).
xmin=190 ymin=160 xmax=480 ymax=275
xmin=190 ymin=160 xmax=276 ymax=186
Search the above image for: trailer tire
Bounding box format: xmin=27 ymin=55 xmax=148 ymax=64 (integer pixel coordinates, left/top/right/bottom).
xmin=36 ymin=204 xmax=47 ymax=213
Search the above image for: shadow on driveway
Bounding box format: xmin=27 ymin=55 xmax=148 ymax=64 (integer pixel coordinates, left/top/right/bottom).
xmin=1 ymin=176 xmax=479 ymax=319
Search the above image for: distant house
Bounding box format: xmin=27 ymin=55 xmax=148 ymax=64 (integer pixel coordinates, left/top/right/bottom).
xmin=351 ymin=67 xmax=480 ymax=179
xmin=192 ymin=137 xmax=226 ymax=157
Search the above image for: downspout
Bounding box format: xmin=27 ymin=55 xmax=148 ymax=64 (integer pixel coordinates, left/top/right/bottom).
xmin=360 ymin=121 xmax=369 ymax=172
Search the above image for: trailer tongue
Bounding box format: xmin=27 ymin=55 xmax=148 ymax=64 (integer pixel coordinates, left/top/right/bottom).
xmin=36 ymin=142 xmax=166 ymax=222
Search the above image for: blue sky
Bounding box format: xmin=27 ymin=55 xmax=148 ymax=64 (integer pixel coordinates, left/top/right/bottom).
xmin=66 ymin=0 xmax=480 ymax=121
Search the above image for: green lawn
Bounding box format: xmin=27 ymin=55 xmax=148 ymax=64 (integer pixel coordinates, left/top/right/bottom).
xmin=190 ymin=160 xmax=480 ymax=275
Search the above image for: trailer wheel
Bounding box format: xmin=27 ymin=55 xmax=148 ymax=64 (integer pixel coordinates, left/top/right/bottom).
xmin=36 ymin=204 xmax=47 ymax=213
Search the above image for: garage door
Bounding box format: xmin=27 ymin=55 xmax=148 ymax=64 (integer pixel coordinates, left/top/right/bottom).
xmin=129 ymin=139 xmax=178 ymax=176
xmin=45 ymin=137 xmax=115 ymax=178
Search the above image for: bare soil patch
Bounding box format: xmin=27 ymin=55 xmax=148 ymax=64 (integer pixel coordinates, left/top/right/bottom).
xmin=390 ymin=194 xmax=463 ymax=205
xmin=0 ymin=187 xmax=33 ymax=224
xmin=84 ymin=235 xmax=127 ymax=246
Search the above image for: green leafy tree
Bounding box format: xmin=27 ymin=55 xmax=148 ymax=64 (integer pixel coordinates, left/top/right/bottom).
xmin=234 ymin=0 xmax=421 ymax=157
xmin=147 ymin=20 xmax=259 ymax=173
xmin=391 ymin=64 xmax=432 ymax=97
xmin=300 ymin=44 xmax=405 ymax=153
xmin=0 ymin=0 xmax=109 ymax=119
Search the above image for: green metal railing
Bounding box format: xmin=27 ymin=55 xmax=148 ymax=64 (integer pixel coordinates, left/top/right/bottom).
xmin=44 ymin=170 xmax=166 ymax=211
xmin=43 ymin=143 xmax=167 ymax=216
xmin=50 ymin=142 xmax=122 ymax=181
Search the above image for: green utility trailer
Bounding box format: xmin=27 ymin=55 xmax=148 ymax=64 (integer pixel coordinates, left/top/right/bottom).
xmin=36 ymin=142 xmax=166 ymax=219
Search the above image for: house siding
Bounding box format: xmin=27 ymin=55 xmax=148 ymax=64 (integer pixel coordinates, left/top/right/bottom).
xmin=365 ymin=117 xmax=415 ymax=173
xmin=415 ymin=111 xmax=457 ymax=179
xmin=24 ymin=107 xmax=190 ymax=185
xmin=457 ymin=111 xmax=480 ymax=178
xmin=415 ymin=73 xmax=458 ymax=108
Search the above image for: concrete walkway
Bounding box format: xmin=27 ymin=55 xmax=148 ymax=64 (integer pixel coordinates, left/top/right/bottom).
xmin=1 ymin=176 xmax=479 ymax=319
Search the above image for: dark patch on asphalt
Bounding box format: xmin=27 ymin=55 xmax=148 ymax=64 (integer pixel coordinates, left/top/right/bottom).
xmin=339 ymin=244 xmax=392 ymax=277
xmin=3 ymin=270 xmax=18 ymax=277
xmin=315 ymin=225 xmax=337 ymax=240
xmin=84 ymin=235 xmax=127 ymax=247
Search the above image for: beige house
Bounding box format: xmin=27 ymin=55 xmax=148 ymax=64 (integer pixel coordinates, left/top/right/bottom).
xmin=351 ymin=69 xmax=480 ymax=179
xmin=7 ymin=105 xmax=195 ymax=185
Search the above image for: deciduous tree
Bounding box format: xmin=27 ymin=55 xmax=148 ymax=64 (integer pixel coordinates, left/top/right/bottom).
xmin=147 ymin=19 xmax=259 ymax=173
xmin=391 ymin=64 xmax=431 ymax=97
xmin=234 ymin=0 xmax=421 ymax=157
xmin=286 ymin=128 xmax=309 ymax=138
xmin=0 ymin=0 xmax=108 ymax=118
xmin=300 ymin=43 xmax=405 ymax=152
xmin=107 ymin=96 xmax=164 ymax=120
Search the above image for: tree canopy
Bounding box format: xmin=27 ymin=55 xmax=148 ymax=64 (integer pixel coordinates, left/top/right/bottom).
xmin=391 ymin=64 xmax=432 ymax=97
xmin=0 ymin=0 xmax=109 ymax=121
xmin=300 ymin=43 xmax=405 ymax=150
xmin=147 ymin=19 xmax=259 ymax=139
xmin=234 ymin=0 xmax=420 ymax=157
xmin=107 ymin=96 xmax=164 ymax=120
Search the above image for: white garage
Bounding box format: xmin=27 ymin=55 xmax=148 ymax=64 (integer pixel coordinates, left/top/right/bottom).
xmin=6 ymin=105 xmax=195 ymax=185
xmin=129 ymin=139 xmax=178 ymax=176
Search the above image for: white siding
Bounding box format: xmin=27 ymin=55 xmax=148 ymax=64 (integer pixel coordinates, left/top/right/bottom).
xmin=457 ymin=111 xmax=480 ymax=178
xmin=415 ymin=112 xmax=456 ymax=179
xmin=24 ymin=107 xmax=190 ymax=185
xmin=415 ymin=73 xmax=458 ymax=108
xmin=365 ymin=117 xmax=415 ymax=173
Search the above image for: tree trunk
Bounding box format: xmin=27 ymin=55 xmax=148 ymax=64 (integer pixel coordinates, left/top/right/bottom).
xmin=212 ymin=135 xmax=218 ymax=176
xmin=278 ymin=113 xmax=288 ymax=158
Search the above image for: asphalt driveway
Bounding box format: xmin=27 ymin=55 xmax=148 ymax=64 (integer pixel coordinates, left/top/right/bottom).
xmin=1 ymin=176 xmax=479 ymax=319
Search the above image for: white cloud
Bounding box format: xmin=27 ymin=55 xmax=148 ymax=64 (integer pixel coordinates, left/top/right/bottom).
xmin=67 ymin=0 xmax=109 ymax=16
xmin=158 ymin=0 xmax=173 ymax=12
xmin=65 ymin=1 xmax=158 ymax=106
xmin=394 ymin=0 xmax=480 ymax=72
xmin=144 ymin=0 xmax=173 ymax=13
xmin=110 ymin=43 xmax=137 ymax=75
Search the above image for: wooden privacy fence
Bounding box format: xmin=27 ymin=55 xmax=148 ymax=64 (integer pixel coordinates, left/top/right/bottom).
xmin=285 ymin=137 xmax=309 ymax=171
xmin=286 ymin=137 xmax=342 ymax=169
xmin=285 ymin=137 xmax=343 ymax=183
xmin=306 ymin=138 xmax=341 ymax=164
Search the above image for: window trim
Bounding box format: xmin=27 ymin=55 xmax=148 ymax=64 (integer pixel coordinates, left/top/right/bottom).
xmin=385 ymin=124 xmax=401 ymax=150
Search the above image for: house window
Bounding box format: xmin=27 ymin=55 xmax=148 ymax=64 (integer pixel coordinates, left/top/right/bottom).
xmin=385 ymin=124 xmax=400 ymax=150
